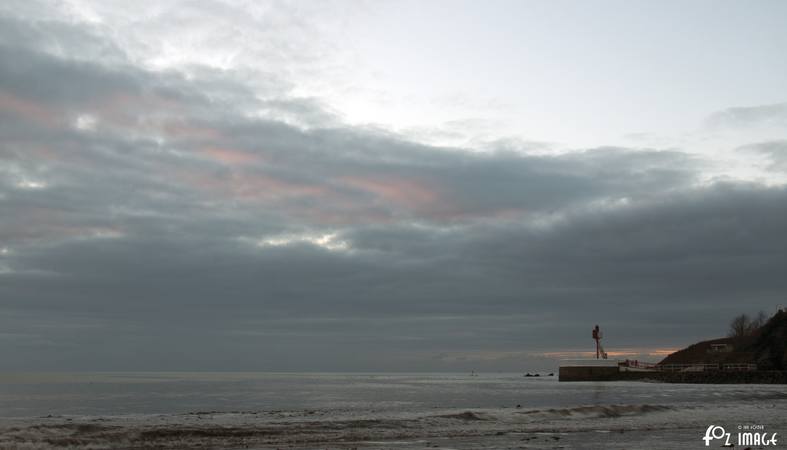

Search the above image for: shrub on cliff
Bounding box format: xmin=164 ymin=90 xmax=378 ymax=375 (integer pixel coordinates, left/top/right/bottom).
xmin=745 ymin=311 xmax=787 ymax=370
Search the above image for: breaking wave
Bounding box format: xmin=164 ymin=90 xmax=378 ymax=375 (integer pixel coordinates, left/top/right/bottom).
xmin=0 ymin=405 xmax=680 ymax=449
xmin=518 ymin=404 xmax=673 ymax=420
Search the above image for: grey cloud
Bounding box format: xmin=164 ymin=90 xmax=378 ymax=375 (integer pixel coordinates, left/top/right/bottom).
xmin=4 ymin=181 xmax=786 ymax=371
xmin=1 ymin=10 xmax=785 ymax=371
xmin=738 ymin=140 xmax=787 ymax=171
xmin=0 ymin=13 xmax=127 ymax=64
xmin=706 ymin=102 xmax=787 ymax=129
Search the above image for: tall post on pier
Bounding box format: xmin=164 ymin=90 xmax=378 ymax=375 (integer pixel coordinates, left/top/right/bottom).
xmin=592 ymin=325 xmax=602 ymax=359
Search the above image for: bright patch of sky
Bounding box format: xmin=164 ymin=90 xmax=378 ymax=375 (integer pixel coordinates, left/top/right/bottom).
xmin=44 ymin=1 xmax=786 ymax=164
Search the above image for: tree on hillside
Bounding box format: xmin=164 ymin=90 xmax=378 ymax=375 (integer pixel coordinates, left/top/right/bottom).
xmin=751 ymin=311 xmax=768 ymax=329
xmin=729 ymin=314 xmax=750 ymax=337
xmin=728 ymin=311 xmax=768 ymax=338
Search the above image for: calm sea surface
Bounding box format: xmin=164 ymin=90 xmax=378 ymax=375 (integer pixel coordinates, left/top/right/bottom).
xmin=0 ymin=371 xmax=783 ymax=417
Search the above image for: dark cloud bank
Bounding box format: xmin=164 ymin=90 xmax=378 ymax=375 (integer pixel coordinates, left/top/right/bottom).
xmin=1 ymin=12 xmax=786 ymax=371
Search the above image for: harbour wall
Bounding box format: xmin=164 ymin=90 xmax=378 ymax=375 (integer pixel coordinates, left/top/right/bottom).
xmin=559 ymin=368 xmax=787 ymax=383
xmin=558 ymin=365 xmax=621 ymax=381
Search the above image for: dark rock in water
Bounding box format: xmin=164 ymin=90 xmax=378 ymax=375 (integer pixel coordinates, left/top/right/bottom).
xmin=516 ymin=404 xmax=521 ymax=408
xmin=525 ymin=372 xmax=533 ymax=377
xmin=548 ymin=373 xmax=554 ymax=376
xmin=534 ymin=373 xmax=540 ymax=377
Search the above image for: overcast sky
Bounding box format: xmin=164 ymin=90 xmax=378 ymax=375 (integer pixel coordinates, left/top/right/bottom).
xmin=1 ymin=0 xmax=786 ymax=372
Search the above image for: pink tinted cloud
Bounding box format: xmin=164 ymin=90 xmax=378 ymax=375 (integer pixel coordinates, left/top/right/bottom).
xmin=169 ymin=166 xmax=402 ymax=227
xmin=84 ymin=90 xmax=210 ymax=139
xmin=231 ymin=173 xmax=326 ymax=200
xmin=201 ymin=147 xmax=262 ymax=165
xmin=99 ymin=91 xmax=184 ymax=118
xmin=159 ymin=120 xmax=223 ymax=141
xmin=0 ymin=91 xmax=61 ymax=127
xmin=341 ymin=175 xmax=440 ymax=210
xmin=174 ymin=168 xmax=326 ymax=203
xmin=539 ymin=347 xmax=680 ymax=359
xmin=339 ymin=175 xmax=530 ymax=224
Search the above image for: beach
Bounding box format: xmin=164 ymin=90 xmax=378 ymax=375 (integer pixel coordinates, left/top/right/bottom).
xmin=1 ymin=372 xmax=785 ymax=449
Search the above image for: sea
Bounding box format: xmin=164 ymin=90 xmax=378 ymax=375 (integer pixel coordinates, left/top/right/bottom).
xmin=0 ymin=372 xmax=785 ymax=449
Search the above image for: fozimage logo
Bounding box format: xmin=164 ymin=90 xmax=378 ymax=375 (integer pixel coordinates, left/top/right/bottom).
xmin=703 ymin=425 xmax=778 ymax=447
